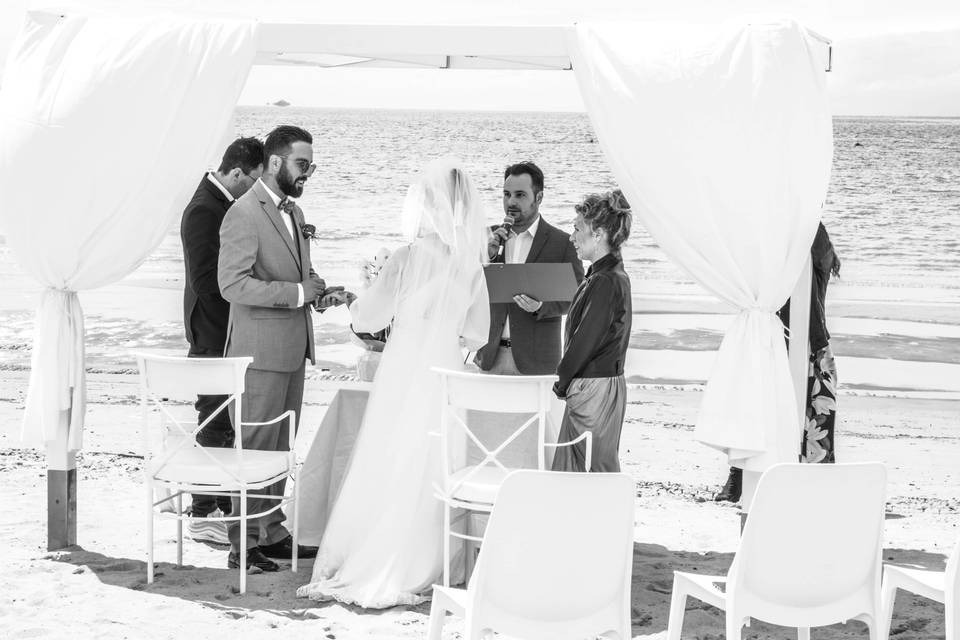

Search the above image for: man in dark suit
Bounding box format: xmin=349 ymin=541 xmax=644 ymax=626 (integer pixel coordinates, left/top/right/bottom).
xmin=475 ymin=161 xmax=585 ymax=375
xmin=181 ymin=137 xmax=264 ymax=530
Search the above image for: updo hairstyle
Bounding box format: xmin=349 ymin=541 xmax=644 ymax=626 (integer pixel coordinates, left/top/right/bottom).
xmin=575 ymin=189 xmax=632 ymax=251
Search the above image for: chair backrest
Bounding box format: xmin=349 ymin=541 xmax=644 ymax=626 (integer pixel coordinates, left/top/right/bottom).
xmin=467 ymin=471 xmax=635 ymax=638
xmin=432 ymin=367 xmax=556 ymax=413
xmin=134 ymin=352 xmax=252 ymax=400
xmin=433 ymin=367 xmax=557 ymax=477
xmin=730 ymin=463 xmax=887 ymax=615
xmin=134 ymin=352 xmax=252 ymax=475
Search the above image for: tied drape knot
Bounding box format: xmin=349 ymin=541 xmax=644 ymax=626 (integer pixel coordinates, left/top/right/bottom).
xmin=740 ymin=304 xmax=770 ymax=317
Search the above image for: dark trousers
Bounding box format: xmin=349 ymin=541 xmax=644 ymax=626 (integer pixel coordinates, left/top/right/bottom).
xmin=188 ymin=344 xmax=235 ymax=516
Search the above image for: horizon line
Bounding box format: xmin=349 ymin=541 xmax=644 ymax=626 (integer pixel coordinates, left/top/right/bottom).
xmin=236 ymin=104 xmax=960 ymax=118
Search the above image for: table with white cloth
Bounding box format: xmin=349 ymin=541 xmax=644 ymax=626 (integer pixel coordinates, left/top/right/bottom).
xmin=294 ymin=383 xmax=564 ymax=547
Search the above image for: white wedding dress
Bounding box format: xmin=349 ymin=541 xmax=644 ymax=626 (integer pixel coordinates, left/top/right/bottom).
xmin=298 ymin=159 xmax=490 ymax=608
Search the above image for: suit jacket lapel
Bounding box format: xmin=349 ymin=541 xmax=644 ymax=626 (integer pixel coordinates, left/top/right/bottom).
xmin=294 ymin=208 xmax=307 ymax=278
xmin=253 ymin=182 xmax=301 ymax=270
xmin=524 ymin=217 xmax=551 ymax=264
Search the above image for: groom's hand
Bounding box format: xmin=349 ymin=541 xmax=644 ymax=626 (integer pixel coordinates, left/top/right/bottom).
xmin=315 ymin=289 xmax=356 ymax=310
xmin=301 ymin=276 xmax=326 ymax=302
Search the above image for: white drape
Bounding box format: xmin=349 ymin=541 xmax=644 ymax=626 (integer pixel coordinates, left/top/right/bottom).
xmin=569 ymin=19 xmax=833 ymax=471
xmin=0 ymin=10 xmax=257 ymax=449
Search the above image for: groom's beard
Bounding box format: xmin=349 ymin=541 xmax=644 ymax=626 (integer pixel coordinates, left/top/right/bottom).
xmin=277 ymin=163 xmax=305 ymax=198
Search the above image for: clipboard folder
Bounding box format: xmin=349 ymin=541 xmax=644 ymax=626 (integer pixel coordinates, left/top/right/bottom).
xmin=483 ymin=263 xmax=579 ymax=304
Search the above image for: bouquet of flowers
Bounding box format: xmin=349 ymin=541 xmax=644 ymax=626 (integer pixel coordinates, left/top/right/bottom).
xmin=349 ymin=247 xmax=392 ymax=353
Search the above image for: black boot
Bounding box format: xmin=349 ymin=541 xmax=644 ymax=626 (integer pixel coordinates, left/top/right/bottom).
xmin=714 ymin=467 xmax=742 ymax=503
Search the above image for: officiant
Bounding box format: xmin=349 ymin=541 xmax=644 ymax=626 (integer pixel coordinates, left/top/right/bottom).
xmin=465 ymin=162 xmax=583 ymax=468
xmin=474 ymin=161 xmax=584 ymax=375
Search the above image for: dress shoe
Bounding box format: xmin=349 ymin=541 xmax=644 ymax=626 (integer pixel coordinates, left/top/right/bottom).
xmin=228 ymin=547 xmax=279 ymax=572
xmin=260 ymin=535 xmax=318 ymax=559
xmin=714 ymin=466 xmax=743 ymax=503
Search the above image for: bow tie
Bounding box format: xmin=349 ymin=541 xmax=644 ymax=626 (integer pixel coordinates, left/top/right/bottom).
xmin=278 ymin=198 xmax=296 ymax=215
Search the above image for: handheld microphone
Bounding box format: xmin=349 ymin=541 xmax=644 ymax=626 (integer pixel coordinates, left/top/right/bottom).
xmin=496 ymin=218 xmax=514 ymax=258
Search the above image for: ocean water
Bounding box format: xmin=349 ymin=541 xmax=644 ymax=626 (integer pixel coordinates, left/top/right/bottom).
xmin=138 ymin=109 xmax=960 ymax=293
xmin=229 ymin=108 xmax=960 ymax=291
xmin=3 ymin=109 xmax=959 ymax=387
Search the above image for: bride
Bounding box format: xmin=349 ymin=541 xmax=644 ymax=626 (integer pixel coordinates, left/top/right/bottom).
xmin=297 ymin=158 xmax=491 ymax=608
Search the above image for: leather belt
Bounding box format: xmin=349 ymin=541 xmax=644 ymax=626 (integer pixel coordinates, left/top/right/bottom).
xmin=499 ymin=339 xmax=512 ymax=348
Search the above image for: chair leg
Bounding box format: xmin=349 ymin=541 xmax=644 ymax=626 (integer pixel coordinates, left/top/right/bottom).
xmin=146 ymin=482 xmax=154 ymax=584
xmin=292 ymin=473 xmax=300 ymax=574
xmin=947 ymin=595 xmax=958 ymax=640
xmin=464 ymin=511 xmax=473 ymax=584
xmin=666 ymin=576 xmax=687 ymax=640
xmin=798 ymin=627 xmax=811 ymax=640
xmin=427 ymin=595 xmax=447 ymax=640
xmin=443 ymin=504 xmax=451 ymax=588
xmin=176 ymin=491 xmax=183 ymax=567
xmin=725 ymin=612 xmax=743 ymax=640
xmin=879 ymin=578 xmax=898 ymax=640
xmin=239 ymin=489 xmax=247 ymax=595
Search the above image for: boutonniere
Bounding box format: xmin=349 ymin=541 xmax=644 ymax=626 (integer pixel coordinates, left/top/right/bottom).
xmin=300 ymin=223 xmax=318 ymax=241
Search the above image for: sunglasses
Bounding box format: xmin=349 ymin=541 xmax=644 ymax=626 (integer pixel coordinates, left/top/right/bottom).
xmin=278 ymin=154 xmax=316 ymax=177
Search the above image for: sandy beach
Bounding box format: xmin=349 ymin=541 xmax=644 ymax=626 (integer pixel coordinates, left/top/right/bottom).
xmin=2 ymin=106 xmax=959 ymax=637
xmin=1 ymin=278 xmax=957 ymax=639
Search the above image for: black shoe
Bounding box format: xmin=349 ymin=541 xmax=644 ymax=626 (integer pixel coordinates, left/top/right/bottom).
xmin=228 ymin=547 xmax=279 ymax=572
xmin=259 ymin=535 xmax=318 ymax=560
xmin=714 ymin=467 xmax=743 ymax=503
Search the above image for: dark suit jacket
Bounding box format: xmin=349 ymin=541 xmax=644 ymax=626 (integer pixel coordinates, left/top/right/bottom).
xmin=181 ymin=175 xmax=232 ymax=352
xmin=476 ymin=217 xmax=585 ymax=374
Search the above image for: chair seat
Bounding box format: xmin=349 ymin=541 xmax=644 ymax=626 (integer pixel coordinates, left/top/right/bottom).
xmin=150 ymin=446 xmax=290 ymax=486
xmin=448 ymin=465 xmax=513 ymax=505
xmin=885 ymin=565 xmax=947 ymax=602
xmin=674 ymin=571 xmax=728 ymax=610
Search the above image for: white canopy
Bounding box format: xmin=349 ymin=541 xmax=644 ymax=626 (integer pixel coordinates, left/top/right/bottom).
xmin=255 ymin=23 xmax=572 ymax=70
xmin=0 ymin=7 xmax=831 ymax=548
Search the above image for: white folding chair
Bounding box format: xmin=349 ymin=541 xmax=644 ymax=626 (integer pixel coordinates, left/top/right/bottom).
xmin=880 ymin=534 xmax=959 ymax=640
xmin=427 ymin=470 xmax=634 ymax=640
xmin=135 ymin=352 xmax=300 ymax=595
xmin=430 ymin=367 xmax=592 ymax=587
xmin=667 ymin=462 xmax=887 ymax=640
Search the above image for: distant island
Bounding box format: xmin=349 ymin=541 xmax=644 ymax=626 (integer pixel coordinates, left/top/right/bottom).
xmin=271 ymin=99 xmax=290 ymax=107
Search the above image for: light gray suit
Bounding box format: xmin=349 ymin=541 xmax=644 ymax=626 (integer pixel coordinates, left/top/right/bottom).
xmin=218 ymin=179 xmax=318 ymax=552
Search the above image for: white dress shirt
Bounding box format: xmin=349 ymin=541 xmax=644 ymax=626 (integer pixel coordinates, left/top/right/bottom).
xmin=258 ymin=179 xmax=304 ymax=307
xmin=206 ymin=172 xmax=235 ymax=203
xmin=502 ymin=215 xmax=540 ymax=339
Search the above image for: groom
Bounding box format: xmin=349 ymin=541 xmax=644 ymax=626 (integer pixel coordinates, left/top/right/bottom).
xmin=218 ymin=125 xmax=334 ymax=571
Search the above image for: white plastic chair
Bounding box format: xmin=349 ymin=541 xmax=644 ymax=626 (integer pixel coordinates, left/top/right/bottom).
xmin=880 ymin=534 xmax=959 ymax=640
xmin=667 ymin=462 xmax=888 ymax=640
xmin=427 ymin=470 xmax=634 ymax=640
xmin=430 ymin=367 xmax=592 ymax=587
xmin=135 ymin=352 xmax=300 ymax=595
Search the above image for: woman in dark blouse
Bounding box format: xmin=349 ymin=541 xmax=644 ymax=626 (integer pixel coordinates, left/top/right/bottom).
xmin=551 ymin=190 xmax=632 ymax=473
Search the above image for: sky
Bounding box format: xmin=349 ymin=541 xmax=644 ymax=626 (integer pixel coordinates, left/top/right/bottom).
xmin=1 ymin=0 xmax=959 ymax=115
